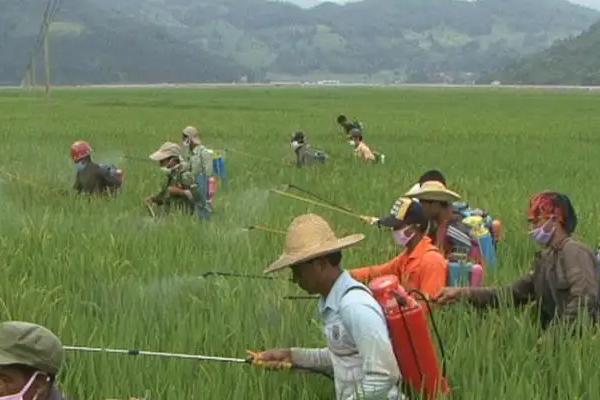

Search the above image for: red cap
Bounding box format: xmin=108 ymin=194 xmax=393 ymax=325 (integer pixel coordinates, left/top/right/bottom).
xmin=70 ymin=141 xmax=92 ymax=162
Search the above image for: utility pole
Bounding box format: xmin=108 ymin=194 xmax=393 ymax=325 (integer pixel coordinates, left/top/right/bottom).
xmin=44 ymin=30 xmax=51 ymax=96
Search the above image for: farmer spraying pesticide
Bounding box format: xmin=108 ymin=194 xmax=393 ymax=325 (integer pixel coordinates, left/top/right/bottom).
xmin=180 ymin=126 xmax=214 ymax=220
xmin=250 ymin=214 xmax=401 ymax=400
xmin=436 ymin=192 xmax=600 ymax=328
xmin=0 ymin=321 xmax=67 ymax=400
xmin=336 ymin=115 xmax=363 ymax=140
xmin=349 ymin=129 xmax=384 ymax=164
xmin=290 ymin=131 xmax=328 ymax=168
xmin=352 ymin=197 xmax=447 ymax=299
xmin=70 ymin=140 xmax=123 ymax=195
xmin=145 ymin=142 xmax=196 ymax=216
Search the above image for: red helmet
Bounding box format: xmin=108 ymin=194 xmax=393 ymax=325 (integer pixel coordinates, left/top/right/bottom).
xmin=70 ymin=141 xmax=92 ymax=162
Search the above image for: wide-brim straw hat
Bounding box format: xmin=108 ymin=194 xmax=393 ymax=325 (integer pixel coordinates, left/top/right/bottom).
xmin=265 ymin=214 xmax=364 ymax=274
xmin=405 ymin=180 xmax=461 ymax=203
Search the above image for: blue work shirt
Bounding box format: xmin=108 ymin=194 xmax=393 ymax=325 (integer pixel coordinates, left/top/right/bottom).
xmin=292 ymin=271 xmax=401 ymax=400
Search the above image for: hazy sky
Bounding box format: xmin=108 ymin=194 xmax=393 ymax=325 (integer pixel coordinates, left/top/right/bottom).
xmin=286 ymin=0 xmax=600 ymax=11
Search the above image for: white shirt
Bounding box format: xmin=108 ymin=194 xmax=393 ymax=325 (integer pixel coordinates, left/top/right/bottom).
xmin=292 ymin=271 xmax=401 ymax=399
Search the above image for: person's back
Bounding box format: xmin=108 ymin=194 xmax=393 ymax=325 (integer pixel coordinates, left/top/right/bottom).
xmin=74 ymin=161 xmax=119 ymax=195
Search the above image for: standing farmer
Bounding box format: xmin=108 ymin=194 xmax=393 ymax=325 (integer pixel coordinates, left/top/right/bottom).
xmin=0 ymin=321 xmax=67 ymax=400
xmin=181 ymin=126 xmax=213 ymax=220
xmin=250 ymin=214 xmax=401 ymax=400
xmin=437 ymin=192 xmax=600 ymax=328
xmin=352 ymin=197 xmax=448 ymax=299
xmin=145 ymin=142 xmax=195 ymax=216
xmin=71 ymin=140 xmax=122 ymax=195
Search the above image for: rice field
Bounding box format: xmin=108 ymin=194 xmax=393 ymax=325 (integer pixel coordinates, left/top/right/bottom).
xmin=1 ymin=87 xmax=600 ymax=399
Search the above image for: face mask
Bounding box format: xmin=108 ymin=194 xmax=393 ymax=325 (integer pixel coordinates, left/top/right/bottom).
xmin=291 ymin=141 xmax=302 ymax=151
xmin=530 ymin=219 xmax=556 ymax=246
xmin=182 ymin=138 xmax=191 ymax=147
xmin=348 ymin=140 xmax=355 ymax=147
xmin=393 ymin=226 xmax=415 ymax=247
xmin=0 ymin=371 xmax=43 ymax=400
xmin=74 ymin=160 xmax=87 ymax=172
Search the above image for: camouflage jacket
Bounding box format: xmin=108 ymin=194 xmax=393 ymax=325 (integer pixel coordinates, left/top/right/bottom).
xmin=151 ymin=164 xmax=195 ymax=212
xmin=183 ymin=145 xmax=214 ymax=178
xmin=295 ymin=145 xmax=328 ymax=168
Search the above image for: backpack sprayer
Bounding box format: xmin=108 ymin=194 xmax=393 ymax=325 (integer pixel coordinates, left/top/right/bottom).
xmin=63 ymin=346 xmax=332 ymax=379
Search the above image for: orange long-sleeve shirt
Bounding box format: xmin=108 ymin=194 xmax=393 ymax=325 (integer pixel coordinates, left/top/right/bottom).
xmin=350 ymin=236 xmax=448 ymax=298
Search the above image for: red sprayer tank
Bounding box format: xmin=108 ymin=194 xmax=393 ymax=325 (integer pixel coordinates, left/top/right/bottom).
xmin=369 ymin=275 xmax=450 ymax=400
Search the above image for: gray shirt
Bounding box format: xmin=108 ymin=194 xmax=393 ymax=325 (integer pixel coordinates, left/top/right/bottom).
xmin=292 ymin=271 xmax=401 ymax=400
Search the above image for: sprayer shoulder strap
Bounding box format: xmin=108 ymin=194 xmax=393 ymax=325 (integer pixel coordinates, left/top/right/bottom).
xmin=341 ymin=285 xmax=371 ymax=299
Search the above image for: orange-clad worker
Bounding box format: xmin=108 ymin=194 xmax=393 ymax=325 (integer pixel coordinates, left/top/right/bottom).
xmin=352 ymin=197 xmax=448 ymax=299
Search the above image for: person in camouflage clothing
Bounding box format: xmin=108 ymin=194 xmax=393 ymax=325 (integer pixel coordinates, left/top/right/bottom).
xmin=0 ymin=321 xmax=67 ymax=400
xmin=290 ymin=131 xmax=328 ymax=168
xmin=145 ymin=142 xmax=196 ymax=216
xmin=181 ymin=126 xmax=213 ymax=220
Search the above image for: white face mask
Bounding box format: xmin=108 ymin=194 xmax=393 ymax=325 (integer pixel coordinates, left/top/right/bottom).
xmin=291 ymin=141 xmax=302 ymax=151
xmin=392 ymin=226 xmax=415 ymax=247
xmin=74 ymin=160 xmax=87 ymax=172
xmin=0 ymin=371 xmax=45 ymax=400
xmin=182 ymin=138 xmax=191 ymax=147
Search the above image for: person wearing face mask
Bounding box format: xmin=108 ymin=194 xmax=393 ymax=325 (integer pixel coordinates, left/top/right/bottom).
xmin=436 ymin=192 xmax=600 ymax=328
xmin=180 ymin=126 xmax=213 ymax=220
xmin=71 ymin=140 xmax=122 ymax=195
xmin=0 ymin=321 xmax=66 ymax=400
xmin=351 ymin=197 xmax=448 ymax=299
xmin=291 ymin=131 xmax=328 ymax=168
xmin=145 ymin=142 xmax=195 ymax=215
xmin=250 ymin=214 xmax=401 ymax=400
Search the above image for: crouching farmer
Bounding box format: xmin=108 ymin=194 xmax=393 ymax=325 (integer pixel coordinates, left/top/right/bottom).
xmin=249 ymin=214 xmax=401 ymax=399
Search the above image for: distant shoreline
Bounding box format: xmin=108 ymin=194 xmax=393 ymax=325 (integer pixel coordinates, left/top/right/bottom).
xmin=2 ymin=83 xmax=600 ymax=91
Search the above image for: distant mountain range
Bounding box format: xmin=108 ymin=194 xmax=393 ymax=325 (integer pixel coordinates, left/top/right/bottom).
xmin=0 ymin=0 xmax=598 ymax=85
xmin=489 ymin=20 xmax=600 ymax=85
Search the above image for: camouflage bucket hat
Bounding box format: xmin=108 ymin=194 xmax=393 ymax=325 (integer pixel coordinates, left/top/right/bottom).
xmin=0 ymin=321 xmax=63 ymax=375
xmin=149 ymin=142 xmax=182 ymax=161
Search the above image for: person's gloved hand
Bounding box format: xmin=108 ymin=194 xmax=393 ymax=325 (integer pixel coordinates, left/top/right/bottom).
xmin=247 ymin=349 xmax=293 ymax=370
xmin=360 ymin=215 xmax=379 ymax=225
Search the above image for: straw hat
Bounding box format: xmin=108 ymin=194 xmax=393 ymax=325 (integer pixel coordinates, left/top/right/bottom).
xmin=149 ymin=142 xmax=181 ymax=161
xmin=265 ymin=214 xmax=364 ymax=274
xmin=405 ymin=180 xmax=461 ymax=203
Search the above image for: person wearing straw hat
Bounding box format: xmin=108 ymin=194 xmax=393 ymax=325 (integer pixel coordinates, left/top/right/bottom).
xmin=250 ymin=214 xmax=401 ymax=400
xmin=351 ymin=197 xmax=447 ymax=299
xmin=145 ymin=142 xmax=195 ymax=215
xmin=0 ymin=321 xmax=66 ymax=400
xmin=437 ymin=192 xmax=599 ymax=328
xmin=406 ymin=180 xmax=477 ymax=262
xmin=181 ymin=126 xmax=213 ymax=220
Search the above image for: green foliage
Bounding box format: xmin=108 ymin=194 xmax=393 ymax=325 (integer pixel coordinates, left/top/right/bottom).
xmin=1 ymin=0 xmax=598 ymax=84
xmin=1 ymin=87 xmax=600 ymax=398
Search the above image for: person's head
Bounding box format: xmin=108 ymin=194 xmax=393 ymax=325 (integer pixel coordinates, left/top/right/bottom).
xmin=378 ymin=197 xmax=428 ymax=248
xmin=405 ymin=181 xmax=461 ymax=221
xmin=181 ymin=126 xmax=201 ymax=149
xmin=349 ymin=128 xmax=363 ymax=145
xmin=70 ymin=141 xmax=92 ymax=165
xmin=291 ymin=131 xmax=306 ymax=152
xmin=528 ymin=192 xmax=577 ymax=246
xmin=0 ymin=322 xmax=63 ymax=400
xmin=265 ymin=214 xmax=365 ymax=295
xmin=337 ymin=115 xmax=348 ymax=125
xmin=149 ymin=142 xmax=182 ymax=169
xmin=418 ymin=170 xmax=446 ymax=186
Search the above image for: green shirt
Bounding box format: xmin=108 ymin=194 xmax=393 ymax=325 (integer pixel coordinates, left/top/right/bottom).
xmin=152 ymin=165 xmax=195 ymax=212
xmin=184 ymin=145 xmax=214 ymax=177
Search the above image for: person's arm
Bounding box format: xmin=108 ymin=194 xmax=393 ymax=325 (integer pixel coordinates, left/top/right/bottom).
xmin=559 ymin=243 xmax=599 ymax=321
xmin=418 ymin=251 xmax=448 ymax=299
xmin=73 ymin=177 xmax=82 ymax=193
xmin=290 ymin=348 xmax=334 ymax=374
xmin=340 ymin=294 xmax=400 ymax=399
xmin=351 ymin=255 xmax=402 ymax=283
xmin=467 ymin=270 xmax=536 ymax=308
